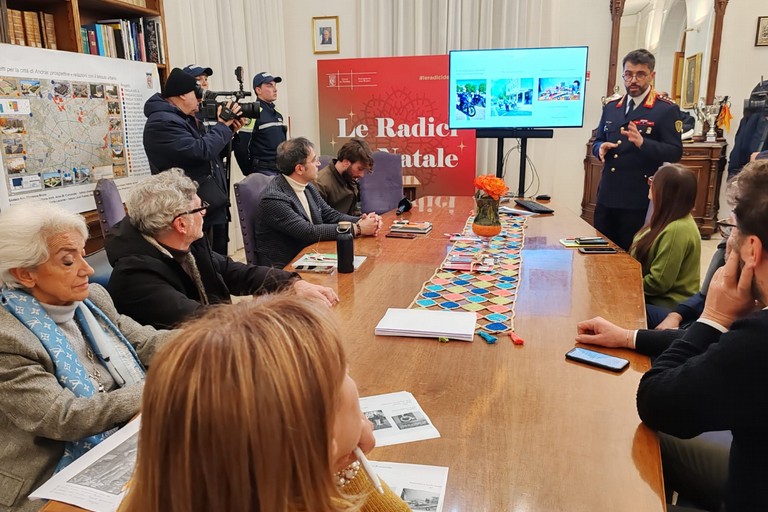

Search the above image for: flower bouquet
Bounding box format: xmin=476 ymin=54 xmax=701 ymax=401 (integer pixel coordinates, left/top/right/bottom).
xmin=472 ymin=175 xmax=509 ymax=239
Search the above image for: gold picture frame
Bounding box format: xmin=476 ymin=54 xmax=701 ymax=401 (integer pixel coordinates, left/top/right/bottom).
xmin=756 ymin=16 xmax=768 ymax=47
xmin=313 ymin=16 xmax=339 ymax=54
xmin=681 ymin=53 xmax=702 ymax=109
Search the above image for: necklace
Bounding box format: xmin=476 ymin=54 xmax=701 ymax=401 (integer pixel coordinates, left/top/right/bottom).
xmin=85 ymin=347 xmax=106 ymax=393
xmin=334 ymin=461 xmax=360 ymax=488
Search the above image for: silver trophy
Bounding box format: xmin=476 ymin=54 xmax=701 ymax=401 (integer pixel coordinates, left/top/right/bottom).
xmin=695 ymin=97 xmax=726 ymax=142
xmin=692 ymin=98 xmax=708 ymax=138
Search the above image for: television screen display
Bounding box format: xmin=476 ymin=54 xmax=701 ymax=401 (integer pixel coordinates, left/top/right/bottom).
xmin=448 ymin=46 xmax=588 ymax=130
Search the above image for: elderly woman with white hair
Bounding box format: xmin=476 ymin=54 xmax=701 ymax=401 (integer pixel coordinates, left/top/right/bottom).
xmin=0 ymin=202 xmax=171 ymax=512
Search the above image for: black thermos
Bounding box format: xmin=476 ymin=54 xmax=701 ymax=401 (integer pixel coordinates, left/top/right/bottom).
xmin=337 ymin=221 xmax=354 ymax=273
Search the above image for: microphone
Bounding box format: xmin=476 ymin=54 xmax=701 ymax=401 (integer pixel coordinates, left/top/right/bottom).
xmin=396 ymin=197 xmax=412 ymax=215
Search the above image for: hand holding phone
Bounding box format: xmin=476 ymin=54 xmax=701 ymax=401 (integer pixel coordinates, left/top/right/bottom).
xmin=566 ymin=347 xmax=629 ymax=372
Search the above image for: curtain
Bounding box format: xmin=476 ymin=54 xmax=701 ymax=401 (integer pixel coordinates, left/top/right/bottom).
xmin=162 ymin=0 xmax=285 ymax=251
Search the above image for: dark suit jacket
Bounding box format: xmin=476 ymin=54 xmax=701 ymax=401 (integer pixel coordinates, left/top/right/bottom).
xmin=253 ymin=175 xmax=359 ymax=268
xmin=592 ymin=91 xmax=683 ymax=210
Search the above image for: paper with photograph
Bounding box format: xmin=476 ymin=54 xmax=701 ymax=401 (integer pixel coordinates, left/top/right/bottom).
xmin=370 ymin=461 xmax=449 ymax=512
xmin=360 ymin=391 xmax=440 ymax=446
xmin=29 ymin=417 xmax=141 ymax=512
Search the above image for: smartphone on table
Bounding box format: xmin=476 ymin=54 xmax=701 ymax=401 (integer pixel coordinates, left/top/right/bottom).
xmin=578 ymin=247 xmax=617 ymax=254
xmin=565 ymin=347 xmax=629 ymax=372
xmin=386 ymin=232 xmax=417 ymax=239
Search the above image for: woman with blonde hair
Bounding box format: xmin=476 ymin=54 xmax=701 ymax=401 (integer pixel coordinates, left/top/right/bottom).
xmin=630 ymin=163 xmax=701 ymax=325
xmin=120 ymin=295 xmax=409 ymax=512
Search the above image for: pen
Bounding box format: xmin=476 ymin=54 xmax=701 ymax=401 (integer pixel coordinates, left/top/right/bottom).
xmin=353 ymin=446 xmax=384 ymax=494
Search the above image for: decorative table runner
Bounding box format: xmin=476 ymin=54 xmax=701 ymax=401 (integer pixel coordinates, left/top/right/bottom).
xmin=408 ymin=214 xmax=526 ymax=335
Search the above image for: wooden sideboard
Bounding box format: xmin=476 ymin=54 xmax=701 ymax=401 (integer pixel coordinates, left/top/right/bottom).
xmin=581 ymin=138 xmax=727 ymax=239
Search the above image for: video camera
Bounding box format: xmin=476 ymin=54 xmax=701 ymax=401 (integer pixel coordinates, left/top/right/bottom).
xmin=195 ymin=66 xmax=259 ymax=122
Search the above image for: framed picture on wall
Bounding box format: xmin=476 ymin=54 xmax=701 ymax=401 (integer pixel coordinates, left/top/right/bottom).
xmin=681 ymin=53 xmax=702 ymax=109
xmin=313 ymin=16 xmax=339 ymax=54
xmin=756 ymin=16 xmax=768 ymax=46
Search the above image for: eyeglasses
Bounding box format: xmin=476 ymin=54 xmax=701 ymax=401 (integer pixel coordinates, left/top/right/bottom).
xmin=716 ymin=218 xmax=738 ymax=238
xmin=173 ymin=201 xmax=209 ymax=221
xmin=623 ymin=71 xmax=649 ymax=82
xmin=304 ymin=155 xmax=320 ymax=166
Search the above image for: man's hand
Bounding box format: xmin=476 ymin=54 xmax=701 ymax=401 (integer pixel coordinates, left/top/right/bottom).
xmin=621 ymin=121 xmax=644 ymax=148
xmin=701 ymin=250 xmax=755 ymax=329
xmin=216 ymin=100 xmax=242 ymax=127
xmin=598 ymin=141 xmax=618 ymax=162
xmin=358 ymin=213 xmax=381 ymax=236
xmin=230 ymin=116 xmax=246 ymax=132
xmin=575 ymin=316 xmax=632 ymax=348
xmin=655 ymin=312 xmax=683 ymax=330
xmin=292 ymin=279 xmax=339 ymax=307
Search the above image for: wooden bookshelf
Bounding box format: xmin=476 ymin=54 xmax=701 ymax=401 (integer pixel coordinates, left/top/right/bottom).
xmin=2 ymin=0 xmax=169 ymax=84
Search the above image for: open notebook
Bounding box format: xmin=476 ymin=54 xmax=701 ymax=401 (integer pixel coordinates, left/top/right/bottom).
xmin=375 ymin=308 xmax=476 ymax=342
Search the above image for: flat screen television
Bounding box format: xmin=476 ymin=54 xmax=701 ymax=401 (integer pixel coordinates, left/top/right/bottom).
xmin=448 ymin=46 xmax=589 ymax=130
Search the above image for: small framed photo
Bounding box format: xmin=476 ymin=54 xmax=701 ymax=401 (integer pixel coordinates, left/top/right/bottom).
xmin=313 ymin=16 xmax=339 ymax=54
xmin=756 ymin=16 xmax=768 ymax=47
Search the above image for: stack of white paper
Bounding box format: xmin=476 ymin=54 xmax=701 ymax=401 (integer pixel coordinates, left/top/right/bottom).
xmin=375 ymin=308 xmax=476 ymax=341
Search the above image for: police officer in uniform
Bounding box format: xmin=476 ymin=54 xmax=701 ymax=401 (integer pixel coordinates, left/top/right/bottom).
xmin=245 ymin=72 xmax=287 ymax=176
xmin=592 ymin=49 xmax=683 ymax=251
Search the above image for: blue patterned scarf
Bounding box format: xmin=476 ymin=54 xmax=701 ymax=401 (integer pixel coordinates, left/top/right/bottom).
xmin=0 ymin=288 xmax=145 ymax=470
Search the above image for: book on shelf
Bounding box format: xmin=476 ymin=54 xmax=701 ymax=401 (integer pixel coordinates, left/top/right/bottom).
xmin=80 ymin=17 xmax=164 ymax=64
xmin=22 ymin=11 xmax=42 ymax=48
xmin=390 ymin=221 xmax=432 ymax=234
xmin=42 ymin=13 xmax=57 ymax=50
xmin=9 ymin=9 xmax=25 ymax=46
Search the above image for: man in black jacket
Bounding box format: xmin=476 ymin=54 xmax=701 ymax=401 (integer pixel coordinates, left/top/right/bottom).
xmin=636 ymin=160 xmax=768 ymax=512
xmin=143 ymin=67 xmax=244 ymax=255
xmin=105 ymin=169 xmax=339 ymax=329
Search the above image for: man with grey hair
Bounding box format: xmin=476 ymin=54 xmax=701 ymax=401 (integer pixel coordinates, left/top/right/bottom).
xmin=104 ymin=169 xmax=339 ymax=329
xmin=253 ymin=137 xmax=381 ymax=268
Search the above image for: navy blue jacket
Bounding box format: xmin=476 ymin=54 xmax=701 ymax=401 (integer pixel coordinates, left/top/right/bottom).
xmin=592 ymin=91 xmax=683 ymax=210
xmin=247 ymin=101 xmax=287 ymax=170
xmin=142 ymin=93 xmax=233 ymax=225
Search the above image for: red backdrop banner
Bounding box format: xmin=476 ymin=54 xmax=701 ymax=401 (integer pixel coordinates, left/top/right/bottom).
xmin=317 ymin=55 xmax=476 ymax=196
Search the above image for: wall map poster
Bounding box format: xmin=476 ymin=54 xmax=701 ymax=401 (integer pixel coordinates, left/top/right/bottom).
xmin=317 ymin=55 xmax=476 ymax=196
xmin=0 ymin=44 xmax=159 ymax=212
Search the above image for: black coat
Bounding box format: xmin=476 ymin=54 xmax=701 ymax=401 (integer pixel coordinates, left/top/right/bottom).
xmin=142 ymin=93 xmax=232 ymax=225
xmin=105 ymin=218 xmax=296 ymax=329
xmin=592 ymin=91 xmax=683 ymax=210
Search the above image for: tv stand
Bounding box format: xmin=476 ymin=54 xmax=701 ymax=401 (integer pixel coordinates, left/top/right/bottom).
xmin=476 ymin=128 xmax=553 ymax=197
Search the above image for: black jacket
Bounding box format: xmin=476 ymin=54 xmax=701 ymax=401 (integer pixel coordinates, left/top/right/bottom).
xmin=105 ymin=218 xmax=297 ymax=329
xmin=142 ymin=92 xmax=232 ymax=225
xmin=592 ymin=91 xmax=683 ymax=210
xmin=637 ymin=312 xmax=768 ymax=512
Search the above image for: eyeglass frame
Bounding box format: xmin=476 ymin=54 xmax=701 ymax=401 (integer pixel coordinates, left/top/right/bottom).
xmin=622 ymin=71 xmax=650 ymax=82
xmin=173 ymin=201 xmax=209 ymax=221
xmin=716 ymin=218 xmax=738 ymax=238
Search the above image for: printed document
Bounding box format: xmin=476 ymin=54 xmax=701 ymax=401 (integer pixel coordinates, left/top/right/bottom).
xmin=360 ymin=391 xmax=440 ymax=446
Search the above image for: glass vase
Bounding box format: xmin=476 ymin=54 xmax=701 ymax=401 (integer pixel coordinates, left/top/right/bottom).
xmin=472 ymin=196 xmax=502 ymax=242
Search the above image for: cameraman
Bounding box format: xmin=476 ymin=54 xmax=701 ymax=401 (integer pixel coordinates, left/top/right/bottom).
xmin=246 ymin=72 xmax=287 ymax=176
xmin=143 ymin=68 xmax=245 ymax=255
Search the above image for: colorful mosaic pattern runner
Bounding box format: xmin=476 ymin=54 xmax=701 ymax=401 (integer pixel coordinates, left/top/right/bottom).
xmin=409 ymin=215 xmax=526 ymax=336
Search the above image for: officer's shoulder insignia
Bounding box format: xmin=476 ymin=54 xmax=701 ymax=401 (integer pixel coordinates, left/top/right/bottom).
xmin=675 ymin=119 xmax=683 ymax=133
xmin=657 ymin=94 xmax=676 ymax=104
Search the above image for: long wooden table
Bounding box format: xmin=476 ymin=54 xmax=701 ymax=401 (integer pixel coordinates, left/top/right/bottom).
xmin=297 ymin=196 xmax=663 ymax=511
xmin=45 ymin=196 xmax=663 ymax=512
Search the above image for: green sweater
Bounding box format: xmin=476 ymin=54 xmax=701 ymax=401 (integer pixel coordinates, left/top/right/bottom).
xmin=632 ymin=214 xmax=701 ymax=310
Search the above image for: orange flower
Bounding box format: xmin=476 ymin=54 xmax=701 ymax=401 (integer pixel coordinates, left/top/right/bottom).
xmin=474 ymin=175 xmax=509 ymax=200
